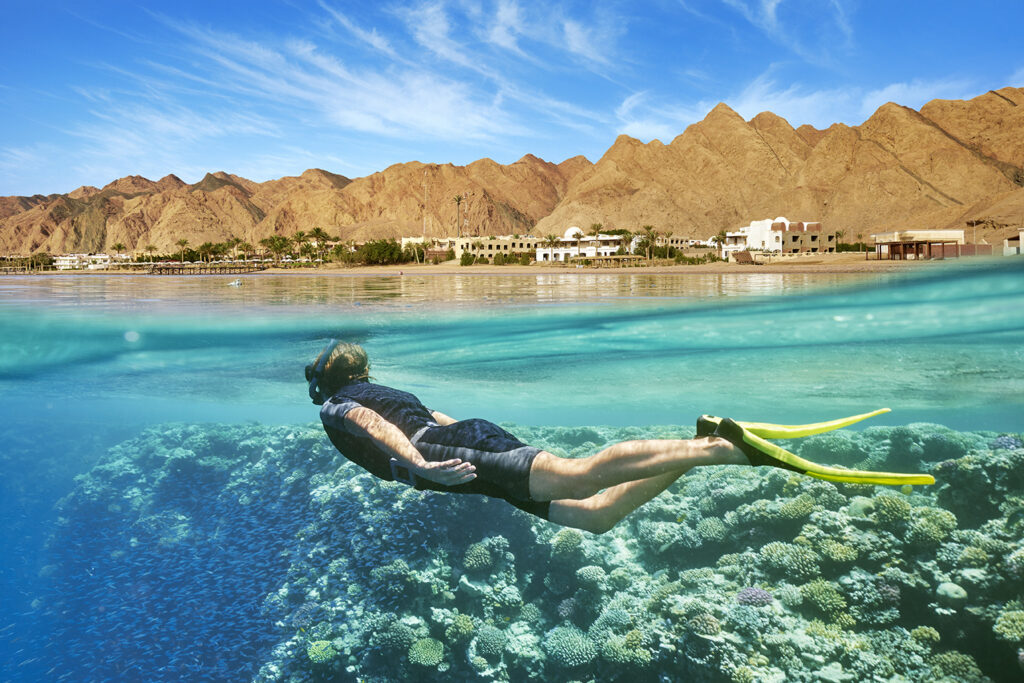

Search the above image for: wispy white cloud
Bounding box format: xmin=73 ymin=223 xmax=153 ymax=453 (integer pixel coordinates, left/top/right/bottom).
xmin=615 ymin=91 xmax=714 ymax=142
xmin=858 ymin=78 xmax=977 ymax=119
xmin=729 ymin=72 xmax=854 ymax=127
xmin=319 ymin=2 xmax=400 ymax=60
xmin=487 ymin=0 xmax=525 ymax=54
xmin=720 ymin=0 xmax=853 ymax=65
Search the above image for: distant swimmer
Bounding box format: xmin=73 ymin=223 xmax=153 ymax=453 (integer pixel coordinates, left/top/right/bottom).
xmin=306 ymin=341 xmax=933 ymax=534
xmin=228 ymin=279 xmax=242 ymax=287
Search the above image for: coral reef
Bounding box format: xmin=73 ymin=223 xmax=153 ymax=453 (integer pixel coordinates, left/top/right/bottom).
xmin=40 ymin=421 xmax=1024 ymax=681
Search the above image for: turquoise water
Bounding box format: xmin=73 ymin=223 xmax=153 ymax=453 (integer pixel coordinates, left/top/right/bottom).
xmin=2 ymin=262 xmax=1022 ymax=681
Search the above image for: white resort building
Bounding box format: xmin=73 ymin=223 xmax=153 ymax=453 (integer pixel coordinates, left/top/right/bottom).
xmin=535 ymin=227 xmax=626 ymax=262
xmin=53 ymin=253 xmax=130 ymax=270
xmin=720 ymin=217 xmax=835 ymax=258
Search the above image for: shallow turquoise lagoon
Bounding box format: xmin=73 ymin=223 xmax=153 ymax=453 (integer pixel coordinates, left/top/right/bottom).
xmin=2 ymin=263 xmax=1022 ymax=682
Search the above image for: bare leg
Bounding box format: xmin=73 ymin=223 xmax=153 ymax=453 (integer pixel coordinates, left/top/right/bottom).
xmin=548 ymin=468 xmax=689 ymax=534
xmin=528 ymin=436 xmax=745 ymax=502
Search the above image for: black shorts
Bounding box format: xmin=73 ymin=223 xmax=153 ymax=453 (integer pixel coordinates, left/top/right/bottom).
xmin=411 ymin=419 xmax=550 ymax=520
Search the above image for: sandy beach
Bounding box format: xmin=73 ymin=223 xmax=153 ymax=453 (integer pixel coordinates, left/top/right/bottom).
xmin=261 ymin=252 xmax=949 ymax=276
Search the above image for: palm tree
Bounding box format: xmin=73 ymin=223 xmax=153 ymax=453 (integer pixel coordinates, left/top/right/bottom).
xmin=225 ymin=236 xmax=242 ymax=261
xmin=110 ymin=242 xmax=126 ymax=268
xmin=543 ymin=234 xmax=561 ymax=262
xmin=145 ymin=245 xmax=157 ymax=263
xmin=641 ymin=225 xmax=657 ymax=260
xmin=710 ymin=229 xmax=727 ymax=258
xmin=197 ymin=242 xmax=215 ymax=263
xmin=237 ymin=241 xmax=253 ymax=262
xmin=261 ymin=235 xmax=291 ymax=264
xmin=292 ymin=231 xmax=309 ymax=260
xmin=618 ymin=230 xmax=633 ymax=254
xmin=309 ymin=227 xmax=331 ymax=266
xmin=454 ymin=195 xmax=464 ymax=238
xmin=588 ymin=223 xmax=603 ymax=260
xmin=176 ymin=238 xmax=189 ymax=264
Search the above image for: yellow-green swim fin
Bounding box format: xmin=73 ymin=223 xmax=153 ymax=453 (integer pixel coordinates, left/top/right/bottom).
xmin=697 ymin=408 xmax=890 ymax=439
xmin=715 ymin=417 xmax=935 ymax=486
xmin=735 ymin=408 xmax=891 ymax=439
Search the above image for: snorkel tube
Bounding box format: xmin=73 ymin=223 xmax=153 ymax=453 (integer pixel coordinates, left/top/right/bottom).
xmin=305 ymin=339 xmax=340 ymax=405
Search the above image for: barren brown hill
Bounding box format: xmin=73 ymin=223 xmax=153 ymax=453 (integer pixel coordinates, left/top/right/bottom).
xmin=535 ymin=88 xmax=1024 ymax=246
xmin=1 ymin=86 xmax=1022 ymax=255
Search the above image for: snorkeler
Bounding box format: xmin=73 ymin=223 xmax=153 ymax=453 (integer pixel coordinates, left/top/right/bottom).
xmin=307 ymin=341 xmax=933 ymax=534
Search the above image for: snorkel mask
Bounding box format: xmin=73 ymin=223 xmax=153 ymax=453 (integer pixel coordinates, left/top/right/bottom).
xmin=305 ymin=339 xmax=340 ymax=405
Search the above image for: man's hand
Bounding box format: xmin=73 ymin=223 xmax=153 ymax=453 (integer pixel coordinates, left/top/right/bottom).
xmin=415 ymin=458 xmax=477 ymax=486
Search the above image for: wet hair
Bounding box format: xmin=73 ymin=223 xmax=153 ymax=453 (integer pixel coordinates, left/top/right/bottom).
xmin=316 ymin=342 xmax=371 ymax=396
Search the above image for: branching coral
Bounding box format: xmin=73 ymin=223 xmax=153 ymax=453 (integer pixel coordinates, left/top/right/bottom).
xmin=542 ymin=625 xmax=597 ymax=670
xmin=463 ymin=542 xmax=493 ymax=574
xmin=800 ymin=579 xmax=848 ymax=621
xmin=758 ymin=541 xmax=821 ymax=581
xmin=306 ymin=640 xmax=336 ymax=664
xmin=408 ymin=638 xmax=444 ymax=667
xmin=474 ymin=625 xmax=507 ymax=660
xmin=994 ymin=609 xmax=1024 ymax=643
xmin=872 ymin=494 xmax=911 ymax=527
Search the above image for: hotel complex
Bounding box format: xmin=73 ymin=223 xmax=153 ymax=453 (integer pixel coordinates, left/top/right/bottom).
xmin=720 ymin=217 xmax=836 ymax=259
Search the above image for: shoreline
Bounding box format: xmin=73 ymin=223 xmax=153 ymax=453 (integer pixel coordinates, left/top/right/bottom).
xmin=260 ymin=254 xmax=949 ymax=275
xmin=5 ymin=253 xmax=993 ymax=277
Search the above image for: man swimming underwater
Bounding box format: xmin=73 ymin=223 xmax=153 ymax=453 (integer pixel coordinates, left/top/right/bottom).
xmin=308 ymin=341 xmax=933 ymax=534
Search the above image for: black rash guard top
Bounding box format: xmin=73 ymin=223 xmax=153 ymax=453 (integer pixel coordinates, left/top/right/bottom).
xmin=318 ymin=380 xmax=438 ymax=481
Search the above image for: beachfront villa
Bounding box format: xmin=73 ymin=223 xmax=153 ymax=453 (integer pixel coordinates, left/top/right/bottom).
xmin=535 ymin=227 xmax=626 ymax=262
xmin=53 ymin=253 xmax=131 ymax=270
xmin=720 ymin=217 xmax=835 ymax=258
xmin=404 ymin=235 xmax=543 ymax=261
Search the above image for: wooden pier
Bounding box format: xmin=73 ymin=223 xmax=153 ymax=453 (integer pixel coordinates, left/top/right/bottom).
xmin=148 ymin=263 xmax=268 ymax=275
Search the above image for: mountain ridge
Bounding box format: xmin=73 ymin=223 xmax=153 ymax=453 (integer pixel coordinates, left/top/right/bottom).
xmin=2 ymin=87 xmax=1022 ymax=255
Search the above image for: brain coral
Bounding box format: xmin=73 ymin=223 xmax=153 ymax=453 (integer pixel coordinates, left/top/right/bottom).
xmin=306 ymin=640 xmax=336 ymax=664
xmin=543 ymin=625 xmax=597 ymax=669
xmin=686 ymin=613 xmax=722 ymax=635
xmin=408 ymin=638 xmax=444 ymax=667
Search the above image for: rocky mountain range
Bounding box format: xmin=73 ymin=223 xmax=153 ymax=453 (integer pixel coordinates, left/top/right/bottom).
xmin=2 ymin=87 xmax=1022 ymax=256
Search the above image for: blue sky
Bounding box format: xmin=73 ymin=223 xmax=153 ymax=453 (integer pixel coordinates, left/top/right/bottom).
xmin=2 ymin=1 xmax=1022 ymax=197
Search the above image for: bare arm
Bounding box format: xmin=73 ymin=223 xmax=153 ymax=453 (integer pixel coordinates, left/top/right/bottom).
xmin=343 ymin=406 xmax=475 ymax=485
xmin=430 ymin=410 xmax=458 ymax=426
